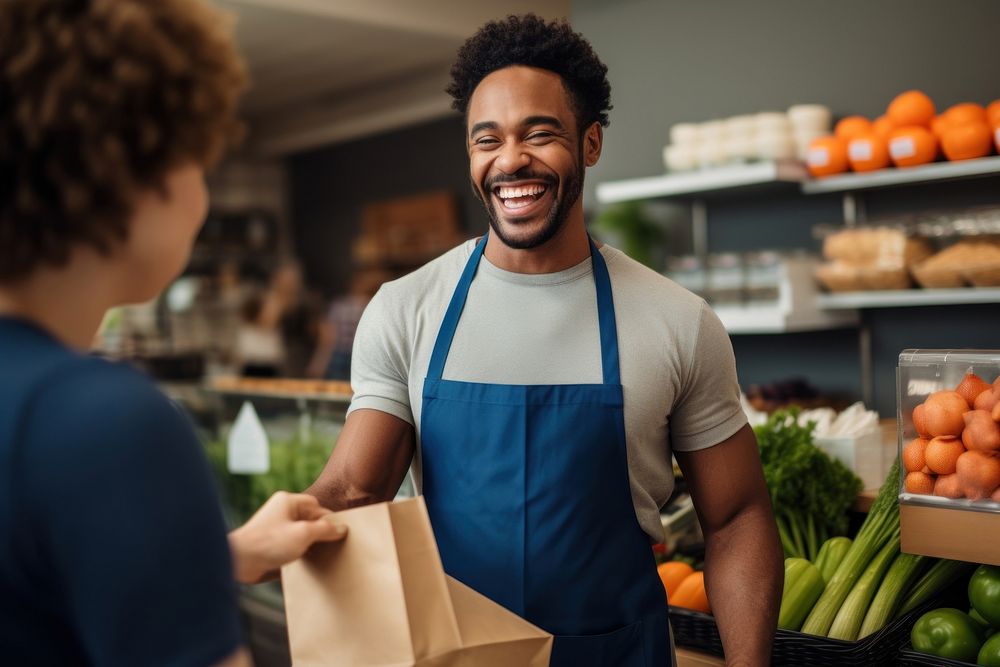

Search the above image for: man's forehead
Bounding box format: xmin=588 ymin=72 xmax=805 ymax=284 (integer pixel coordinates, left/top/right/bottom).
xmin=467 ymin=65 xmax=574 ymax=128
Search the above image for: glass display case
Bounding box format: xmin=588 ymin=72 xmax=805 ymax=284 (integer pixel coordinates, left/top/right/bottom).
xmin=897 ymin=350 xmax=1000 ymax=566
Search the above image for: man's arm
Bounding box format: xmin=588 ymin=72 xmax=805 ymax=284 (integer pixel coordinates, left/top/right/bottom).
xmin=673 ymin=424 xmax=783 ymax=667
xmin=307 ymin=408 xmax=415 ymax=510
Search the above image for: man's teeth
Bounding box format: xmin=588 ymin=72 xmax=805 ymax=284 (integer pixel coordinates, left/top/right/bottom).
xmin=496 ymin=184 xmax=546 ymax=200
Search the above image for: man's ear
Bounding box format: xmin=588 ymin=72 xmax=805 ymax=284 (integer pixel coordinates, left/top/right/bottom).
xmin=584 ymin=122 xmax=603 ymax=167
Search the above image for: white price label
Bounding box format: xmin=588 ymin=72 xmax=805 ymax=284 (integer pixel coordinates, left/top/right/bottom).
xmin=890 ymin=136 xmax=916 ymax=160
xmin=807 ymin=147 xmax=830 ymax=167
xmin=227 ymin=401 xmax=270 ymax=474
xmin=848 ymin=140 xmax=873 ymax=161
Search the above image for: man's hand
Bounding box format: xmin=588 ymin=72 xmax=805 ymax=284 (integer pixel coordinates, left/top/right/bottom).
xmin=674 ymin=424 xmax=783 ymax=667
xmin=228 ymin=491 xmax=347 ymax=584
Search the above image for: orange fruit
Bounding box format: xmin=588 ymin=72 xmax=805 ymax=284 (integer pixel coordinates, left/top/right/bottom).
xmin=934 ymin=473 xmax=964 ymax=499
xmin=807 ymin=136 xmax=849 ymax=177
xmin=671 ymin=571 xmax=711 ymax=614
xmin=931 ymin=114 xmax=951 ymax=139
xmin=658 ymin=561 xmax=694 ymax=598
xmin=887 ymin=90 xmax=936 ymax=128
xmin=848 ymin=133 xmax=890 ymax=172
xmin=962 ymin=410 xmax=1000 ymax=452
xmin=904 ymin=471 xmax=935 ymax=495
xmin=923 ymin=391 xmax=970 ymax=436
xmin=903 ymin=437 xmax=930 ymax=473
xmin=889 ymin=126 xmax=938 ymax=167
xmin=835 ymin=116 xmax=873 ymax=141
xmin=924 ymin=436 xmax=966 ymax=475
xmin=941 ymin=122 xmax=993 ymax=161
xmin=956 ymin=372 xmax=992 ymax=406
xmin=988 ymin=99 xmax=1000 ymax=127
xmin=913 ymin=403 xmax=930 ymax=438
xmin=955 ymin=450 xmax=1000 ymax=501
xmin=975 ymin=387 xmax=1000 ymax=412
xmin=873 ymin=115 xmax=896 ymax=140
xmin=944 ymin=103 xmax=988 ymax=127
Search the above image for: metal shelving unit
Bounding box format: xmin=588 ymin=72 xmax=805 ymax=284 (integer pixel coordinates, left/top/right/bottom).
xmin=819 ymin=287 xmax=1000 ymax=310
xmin=802 ymin=155 xmax=1000 ymax=195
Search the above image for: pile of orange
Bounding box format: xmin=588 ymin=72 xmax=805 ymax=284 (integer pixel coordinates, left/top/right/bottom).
xmin=903 ymin=372 xmax=1000 ymax=502
xmin=657 ymin=561 xmax=711 ymax=614
xmin=807 ymin=90 xmax=1000 ymax=178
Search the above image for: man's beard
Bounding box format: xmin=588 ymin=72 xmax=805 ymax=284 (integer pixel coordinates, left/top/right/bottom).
xmin=474 ymin=154 xmax=584 ymax=250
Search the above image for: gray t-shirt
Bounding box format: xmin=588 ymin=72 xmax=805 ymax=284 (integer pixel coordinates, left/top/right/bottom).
xmin=349 ymin=239 xmax=747 ymax=541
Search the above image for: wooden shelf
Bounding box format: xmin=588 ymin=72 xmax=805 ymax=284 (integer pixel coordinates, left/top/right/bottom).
xmin=595 ymin=160 xmax=807 ymax=203
xmin=818 ymin=287 xmax=1000 ymax=310
xmin=802 ymin=155 xmax=1000 ymax=194
xmin=900 ymin=501 xmax=1000 ymax=566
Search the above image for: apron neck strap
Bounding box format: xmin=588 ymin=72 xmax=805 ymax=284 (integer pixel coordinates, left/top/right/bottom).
xmin=426 ymin=233 xmax=621 ymax=385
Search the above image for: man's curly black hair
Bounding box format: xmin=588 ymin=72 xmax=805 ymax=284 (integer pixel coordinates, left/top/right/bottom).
xmin=446 ymin=14 xmax=611 ymax=132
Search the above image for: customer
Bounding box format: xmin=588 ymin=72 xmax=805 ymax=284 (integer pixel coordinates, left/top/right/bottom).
xmin=0 ymin=2 xmax=345 ymax=666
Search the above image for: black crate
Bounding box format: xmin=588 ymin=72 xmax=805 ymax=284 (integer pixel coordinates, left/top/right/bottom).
xmin=897 ymin=643 xmax=978 ymax=667
xmin=670 ymin=601 xmax=938 ymax=666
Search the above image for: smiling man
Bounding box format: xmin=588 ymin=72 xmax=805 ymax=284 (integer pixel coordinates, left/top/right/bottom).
xmin=308 ymin=14 xmax=782 ymax=667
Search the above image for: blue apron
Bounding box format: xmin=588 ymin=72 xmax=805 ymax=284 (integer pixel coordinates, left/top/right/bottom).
xmin=421 ymin=235 xmax=672 ymax=666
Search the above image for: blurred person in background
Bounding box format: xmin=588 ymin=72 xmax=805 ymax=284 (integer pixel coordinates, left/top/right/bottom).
xmin=0 ymin=2 xmax=346 ymax=666
xmin=307 ymin=271 xmax=385 ymax=380
xmin=236 ymin=261 xmax=322 ymax=377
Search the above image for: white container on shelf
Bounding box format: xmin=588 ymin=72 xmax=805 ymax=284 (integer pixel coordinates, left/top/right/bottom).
xmin=726 ymin=135 xmax=757 ymax=162
xmin=755 ymin=130 xmax=796 ymax=160
xmin=787 ymin=104 xmax=833 ymax=134
xmin=724 ymin=115 xmax=757 ymax=140
xmin=663 ymin=144 xmax=697 ymax=172
xmin=670 ymin=122 xmax=701 ymax=147
xmin=696 ymin=141 xmax=728 ymax=168
xmin=755 ymin=111 xmax=791 ymax=134
xmin=699 ymin=120 xmax=727 ymax=143
xmin=815 ymin=430 xmax=885 ymax=491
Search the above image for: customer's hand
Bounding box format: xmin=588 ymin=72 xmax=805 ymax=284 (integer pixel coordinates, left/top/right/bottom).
xmin=229 ymin=491 xmax=347 ymax=584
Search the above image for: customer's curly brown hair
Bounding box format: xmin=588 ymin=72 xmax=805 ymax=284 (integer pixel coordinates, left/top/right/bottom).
xmin=446 ymin=14 xmax=611 ymax=132
xmin=0 ymin=0 xmax=247 ymax=281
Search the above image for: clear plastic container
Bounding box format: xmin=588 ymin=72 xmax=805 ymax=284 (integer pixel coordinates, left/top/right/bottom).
xmin=706 ymin=253 xmax=744 ymax=305
xmin=743 ymin=250 xmax=782 ymax=304
xmin=897 ymin=349 xmax=1000 ymax=513
xmin=665 ymin=255 xmax=707 ymax=299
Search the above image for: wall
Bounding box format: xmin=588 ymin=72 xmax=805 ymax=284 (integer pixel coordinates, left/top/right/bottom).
xmin=573 ymin=0 xmax=1000 ymax=415
xmin=288 ymin=115 xmax=489 ymax=297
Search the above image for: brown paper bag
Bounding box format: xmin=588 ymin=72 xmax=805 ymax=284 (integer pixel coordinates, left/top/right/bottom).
xmin=281 ymin=496 xmax=552 ymax=666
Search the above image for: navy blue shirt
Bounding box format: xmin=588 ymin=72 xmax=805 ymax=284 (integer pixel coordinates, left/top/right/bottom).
xmin=0 ymin=318 xmax=242 ymax=666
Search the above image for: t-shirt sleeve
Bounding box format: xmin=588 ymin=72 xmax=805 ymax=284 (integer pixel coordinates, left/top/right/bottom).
xmin=347 ymin=286 xmax=414 ymax=424
xmin=669 ymin=302 xmax=748 ymax=452
xmin=21 ymin=362 xmax=242 ymax=667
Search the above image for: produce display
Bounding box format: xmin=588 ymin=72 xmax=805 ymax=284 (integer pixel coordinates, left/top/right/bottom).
xmin=902 ymin=371 xmax=1000 ymax=503
xmin=909 ymin=565 xmax=1000 ymax=665
xmin=754 ymin=409 xmax=863 ymax=561
xmin=204 ymin=427 xmax=336 ymax=525
xmin=764 ymin=461 xmax=972 ymax=643
xmin=807 ymin=90 xmax=1000 ymax=179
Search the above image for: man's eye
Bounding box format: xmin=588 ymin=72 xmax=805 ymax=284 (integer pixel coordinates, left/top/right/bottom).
xmin=474 ymin=137 xmax=499 ymax=146
xmin=528 ymin=132 xmax=553 ymax=141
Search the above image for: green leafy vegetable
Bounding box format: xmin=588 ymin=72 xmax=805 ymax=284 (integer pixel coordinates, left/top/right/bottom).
xmin=755 ymin=408 xmax=863 ymax=561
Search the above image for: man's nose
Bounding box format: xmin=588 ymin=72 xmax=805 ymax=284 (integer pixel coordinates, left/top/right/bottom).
xmin=494 ymin=142 xmax=531 ymax=174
